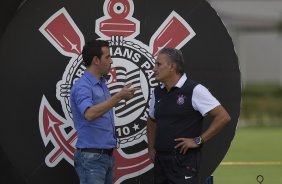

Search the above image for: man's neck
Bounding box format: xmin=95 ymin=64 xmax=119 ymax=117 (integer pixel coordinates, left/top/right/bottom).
xmin=164 ymin=74 xmax=182 ymax=91
xmin=87 ymin=68 xmax=102 ymax=79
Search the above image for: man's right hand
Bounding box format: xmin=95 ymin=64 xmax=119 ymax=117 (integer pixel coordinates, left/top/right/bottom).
xmin=148 ymin=147 xmax=156 ymax=163
xmin=118 ymin=83 xmax=138 ymax=100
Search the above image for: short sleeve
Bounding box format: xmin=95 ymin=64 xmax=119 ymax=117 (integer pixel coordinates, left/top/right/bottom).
xmin=192 ymin=84 xmax=220 ymax=116
xmin=148 ymin=92 xmax=156 ymax=119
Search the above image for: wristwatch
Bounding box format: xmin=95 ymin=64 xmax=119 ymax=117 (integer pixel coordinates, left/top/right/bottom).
xmin=194 ymin=136 xmax=203 ymax=145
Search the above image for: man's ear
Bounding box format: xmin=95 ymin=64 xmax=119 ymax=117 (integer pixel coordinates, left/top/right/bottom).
xmin=170 ymin=62 xmax=176 ymax=71
xmin=92 ymin=56 xmax=100 ymax=65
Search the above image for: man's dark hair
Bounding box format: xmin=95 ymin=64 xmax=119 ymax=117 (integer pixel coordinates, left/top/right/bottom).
xmin=82 ymin=39 xmax=110 ymax=67
xmin=158 ymin=48 xmax=185 ymax=75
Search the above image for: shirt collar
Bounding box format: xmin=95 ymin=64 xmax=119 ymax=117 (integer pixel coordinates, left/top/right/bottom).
xmin=160 ymin=73 xmax=187 ymax=89
xmin=84 ymin=70 xmax=106 ymax=86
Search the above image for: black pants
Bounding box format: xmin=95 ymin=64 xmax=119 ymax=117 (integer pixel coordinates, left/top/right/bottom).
xmin=154 ymin=150 xmax=201 ymax=184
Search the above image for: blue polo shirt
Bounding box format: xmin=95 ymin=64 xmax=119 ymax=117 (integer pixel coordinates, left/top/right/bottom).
xmin=70 ymin=70 xmax=116 ymax=149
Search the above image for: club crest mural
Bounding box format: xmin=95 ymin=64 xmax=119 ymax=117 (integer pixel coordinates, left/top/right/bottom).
xmin=0 ymin=0 xmax=241 ymax=183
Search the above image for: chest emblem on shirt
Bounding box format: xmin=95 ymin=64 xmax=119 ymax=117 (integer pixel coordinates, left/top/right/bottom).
xmin=177 ymin=95 xmax=186 ymax=105
xmin=38 ymin=0 xmax=195 ymax=183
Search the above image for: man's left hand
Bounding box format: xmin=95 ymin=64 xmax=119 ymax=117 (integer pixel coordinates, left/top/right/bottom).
xmin=174 ymin=138 xmax=200 ymax=154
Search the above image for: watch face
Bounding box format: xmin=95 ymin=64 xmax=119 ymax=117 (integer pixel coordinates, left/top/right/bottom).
xmin=195 ymin=137 xmax=202 ymax=145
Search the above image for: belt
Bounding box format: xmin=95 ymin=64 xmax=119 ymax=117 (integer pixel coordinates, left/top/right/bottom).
xmin=77 ymin=148 xmax=113 ymax=155
xmin=156 ymin=148 xmax=200 ymax=155
xmin=156 ymin=150 xmax=175 ymax=155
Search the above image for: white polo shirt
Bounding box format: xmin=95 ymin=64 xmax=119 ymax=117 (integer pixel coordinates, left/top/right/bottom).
xmin=149 ymin=74 xmax=220 ymax=119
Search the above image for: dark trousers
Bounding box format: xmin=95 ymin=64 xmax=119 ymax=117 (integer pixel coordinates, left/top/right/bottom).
xmin=154 ymin=150 xmax=200 ymax=184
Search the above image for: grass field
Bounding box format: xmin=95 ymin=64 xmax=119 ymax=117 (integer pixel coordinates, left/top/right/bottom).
xmin=213 ymin=126 xmax=282 ymax=184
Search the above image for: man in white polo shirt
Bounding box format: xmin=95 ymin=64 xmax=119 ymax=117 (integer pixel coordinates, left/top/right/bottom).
xmin=146 ymin=48 xmax=231 ymax=184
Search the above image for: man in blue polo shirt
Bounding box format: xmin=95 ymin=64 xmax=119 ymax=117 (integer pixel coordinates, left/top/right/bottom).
xmin=70 ymin=39 xmax=136 ymax=184
xmin=147 ymin=48 xmax=231 ymax=184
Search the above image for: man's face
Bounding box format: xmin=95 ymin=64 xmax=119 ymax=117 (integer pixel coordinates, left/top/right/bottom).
xmin=153 ymin=53 xmax=173 ymax=82
xmin=98 ymin=46 xmax=113 ymax=75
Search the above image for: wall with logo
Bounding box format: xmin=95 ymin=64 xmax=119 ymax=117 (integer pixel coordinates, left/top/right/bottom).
xmin=0 ymin=0 xmax=241 ymax=184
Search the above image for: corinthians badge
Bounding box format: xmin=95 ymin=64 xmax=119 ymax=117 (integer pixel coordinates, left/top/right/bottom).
xmin=177 ymin=95 xmax=186 ymax=105
xmin=38 ymin=0 xmax=195 ymax=183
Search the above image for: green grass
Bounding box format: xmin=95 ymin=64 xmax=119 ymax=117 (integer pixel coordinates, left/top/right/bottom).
xmin=215 ymin=84 xmax=282 ymax=183
xmin=213 ymin=126 xmax=282 ymax=184
xmin=214 ymin=166 xmax=282 ymax=184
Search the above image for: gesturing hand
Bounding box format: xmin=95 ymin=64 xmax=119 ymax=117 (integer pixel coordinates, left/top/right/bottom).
xmin=119 ymin=83 xmax=138 ymax=100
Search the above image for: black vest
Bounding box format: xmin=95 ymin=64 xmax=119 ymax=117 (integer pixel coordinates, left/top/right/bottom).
xmin=154 ymin=78 xmax=203 ymax=151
